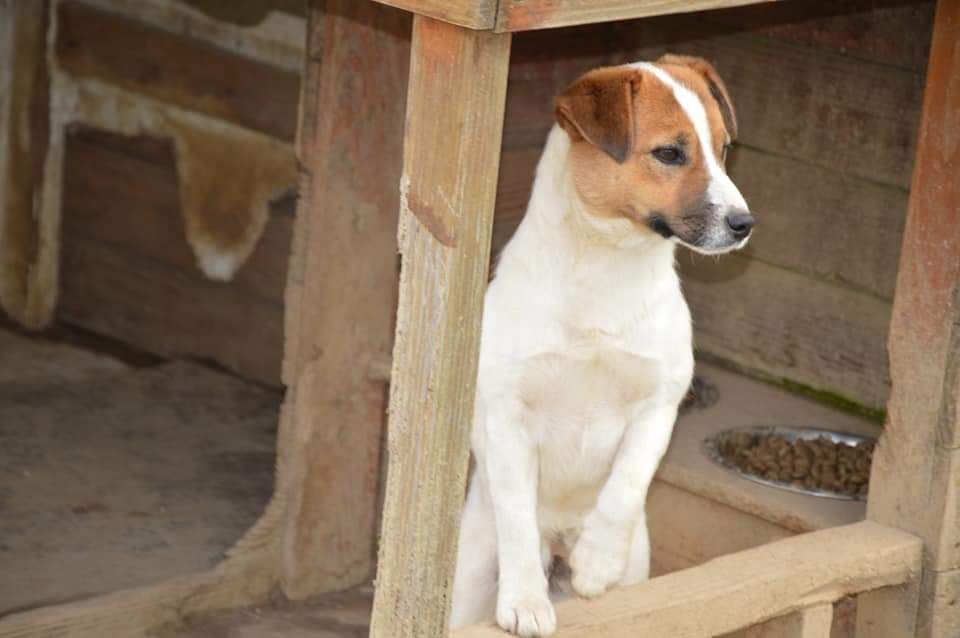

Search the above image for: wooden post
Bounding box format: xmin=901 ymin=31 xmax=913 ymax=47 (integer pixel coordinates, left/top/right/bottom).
xmin=0 ymin=0 xmax=50 ymax=328
xmin=745 ymin=605 xmax=834 ymax=638
xmin=278 ymin=0 xmax=411 ymax=598
xmin=857 ymin=1 xmax=960 ymax=637
xmin=369 ymin=15 xmax=511 ymax=638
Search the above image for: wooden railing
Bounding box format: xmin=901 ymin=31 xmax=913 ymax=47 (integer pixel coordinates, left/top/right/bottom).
xmin=454 ymin=522 xmax=921 ymax=637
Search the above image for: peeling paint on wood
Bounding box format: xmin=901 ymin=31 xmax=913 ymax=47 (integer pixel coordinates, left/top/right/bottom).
xmin=400 ymin=175 xmax=457 ymax=247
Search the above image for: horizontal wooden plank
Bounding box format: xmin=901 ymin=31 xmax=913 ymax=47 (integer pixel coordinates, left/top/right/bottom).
xmin=371 ymin=0 xmax=495 ymax=29
xmin=702 ymin=0 xmax=935 ymax=72
xmin=495 ymin=0 xmax=776 ymax=31
xmin=493 ymin=143 xmax=908 ymax=300
xmin=726 ymin=146 xmax=907 ymax=301
xmin=455 ymin=521 xmax=920 ymax=637
xmin=0 ymin=549 xmax=276 ymax=638
xmin=503 ymin=16 xmax=924 ymax=189
xmin=59 ymin=128 xmax=288 ymax=385
xmin=58 ymin=235 xmax=284 ymax=385
xmin=63 ymin=127 xmax=292 ymax=304
xmin=647 ymin=480 xmax=794 ymax=577
xmin=679 ymin=252 xmax=892 ymax=410
xmin=55 ymin=1 xmax=300 ymax=140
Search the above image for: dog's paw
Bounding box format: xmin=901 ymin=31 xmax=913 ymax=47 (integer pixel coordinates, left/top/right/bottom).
xmin=496 ymin=591 xmax=557 ymax=637
xmin=569 ymin=526 xmax=629 ymax=599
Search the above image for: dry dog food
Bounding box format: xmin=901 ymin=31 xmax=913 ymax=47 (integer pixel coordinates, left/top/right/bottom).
xmin=716 ymin=431 xmax=874 ymax=497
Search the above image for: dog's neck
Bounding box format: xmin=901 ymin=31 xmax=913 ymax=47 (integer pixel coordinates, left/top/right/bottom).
xmin=498 ymin=126 xmax=678 ymax=290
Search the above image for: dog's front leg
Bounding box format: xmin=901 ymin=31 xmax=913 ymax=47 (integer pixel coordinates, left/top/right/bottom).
xmin=570 ymin=403 xmax=678 ymax=598
xmin=483 ymin=400 xmax=555 ymax=637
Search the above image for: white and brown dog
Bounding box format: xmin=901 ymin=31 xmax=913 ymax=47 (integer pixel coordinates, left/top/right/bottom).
xmin=450 ymin=55 xmax=753 ymax=637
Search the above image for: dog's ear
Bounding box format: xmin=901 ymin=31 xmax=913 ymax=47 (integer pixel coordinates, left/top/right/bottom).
xmin=657 ymin=54 xmax=738 ymax=140
xmin=555 ymin=68 xmax=639 ymax=164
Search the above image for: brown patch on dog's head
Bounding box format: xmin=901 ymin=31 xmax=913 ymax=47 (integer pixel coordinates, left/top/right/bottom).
xmin=554 ymin=58 xmax=751 ymax=253
xmin=555 ymin=66 xmax=638 ymax=164
xmin=657 ymin=54 xmax=737 ymax=141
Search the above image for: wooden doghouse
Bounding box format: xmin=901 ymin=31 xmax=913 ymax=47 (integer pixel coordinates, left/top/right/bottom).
xmin=0 ymin=0 xmax=957 ymax=636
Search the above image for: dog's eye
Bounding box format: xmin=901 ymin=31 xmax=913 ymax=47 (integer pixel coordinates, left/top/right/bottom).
xmin=652 ymin=146 xmax=686 ymax=166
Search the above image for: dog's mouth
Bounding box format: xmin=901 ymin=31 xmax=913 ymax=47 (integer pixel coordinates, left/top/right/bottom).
xmin=646 ymin=212 xmax=751 ymax=254
xmin=646 ymin=214 xmax=675 ymax=240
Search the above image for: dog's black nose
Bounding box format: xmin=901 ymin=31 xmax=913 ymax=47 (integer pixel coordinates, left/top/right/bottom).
xmin=725 ymin=210 xmax=755 ymax=239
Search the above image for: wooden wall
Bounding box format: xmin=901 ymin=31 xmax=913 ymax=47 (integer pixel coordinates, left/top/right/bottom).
xmin=48 ymin=0 xmax=933 ymax=410
xmin=51 ymin=0 xmax=300 ymax=386
xmin=59 ymin=126 xmax=292 ymax=385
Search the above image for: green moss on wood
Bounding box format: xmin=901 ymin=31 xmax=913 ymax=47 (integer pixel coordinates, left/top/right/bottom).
xmin=776 ymin=378 xmax=886 ymax=425
xmin=695 ymin=351 xmax=886 ymax=425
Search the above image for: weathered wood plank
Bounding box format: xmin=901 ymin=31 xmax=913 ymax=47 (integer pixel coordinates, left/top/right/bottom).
xmin=863 ymin=0 xmax=960 ymax=570
xmin=369 ymin=16 xmax=511 ymax=638
xmin=277 ymin=0 xmax=410 ymax=598
xmin=370 ymin=0 xmax=496 ymax=30
xmin=858 ymin=2 xmax=960 ymax=635
xmin=57 ymin=127 xmax=289 ymax=386
xmin=745 ymin=604 xmax=833 ymax=638
xmin=679 ymin=252 xmax=892 ymax=411
xmin=647 ymin=480 xmax=794 ymax=577
xmin=58 ymin=234 xmax=285 ymax=385
xmin=725 ymin=147 xmax=907 ymax=302
xmin=63 ymin=127 xmax=291 ymax=306
xmin=0 ymin=548 xmax=275 ymax=638
xmin=703 ymin=0 xmax=935 ymax=72
xmin=455 ymin=522 xmax=920 ymax=637
xmin=55 ymin=1 xmax=300 ymax=140
xmin=493 ymin=144 xmax=909 ymax=301
xmin=855 ymin=582 xmax=922 ymax=638
xmin=502 ymin=17 xmax=924 ymax=190
xmin=917 ymin=568 xmax=960 ymax=638
xmin=0 ymin=0 xmax=50 ymax=329
xmin=495 ymin=0 xmax=778 ymax=31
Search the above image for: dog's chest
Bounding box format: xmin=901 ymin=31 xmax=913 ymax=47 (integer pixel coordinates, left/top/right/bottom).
xmin=514 ymin=347 xmax=658 ymax=511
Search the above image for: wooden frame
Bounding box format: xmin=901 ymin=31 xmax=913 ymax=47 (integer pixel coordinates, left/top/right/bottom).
xmin=856 ymin=2 xmax=960 ymax=636
xmin=369 ymin=15 xmax=511 ymax=638
xmin=278 ymin=0 xmax=410 ymax=599
xmin=0 ymin=0 xmax=51 ymax=329
xmin=370 ymin=0 xmax=806 ymax=32
xmin=454 ymin=522 xmax=919 ymax=637
xmin=0 ymin=0 xmax=957 ymax=636
xmin=491 ymin=0 xmax=781 ymax=31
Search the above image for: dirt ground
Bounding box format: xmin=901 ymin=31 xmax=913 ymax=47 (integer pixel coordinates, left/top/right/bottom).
xmin=0 ymin=329 xmax=280 ymax=614
xmin=162 ymin=587 xmax=374 ymax=638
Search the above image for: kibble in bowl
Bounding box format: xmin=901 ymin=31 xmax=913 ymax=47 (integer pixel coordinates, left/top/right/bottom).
xmin=703 ymin=426 xmax=876 ymax=501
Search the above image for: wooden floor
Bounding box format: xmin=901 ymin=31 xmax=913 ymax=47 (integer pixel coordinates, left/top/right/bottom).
xmin=163 ymin=587 xmax=374 ymax=638
xmin=0 ymin=328 xmax=280 ymax=614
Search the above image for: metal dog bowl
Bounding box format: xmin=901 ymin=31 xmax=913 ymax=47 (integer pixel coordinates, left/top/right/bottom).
xmin=703 ymin=425 xmax=877 ymax=501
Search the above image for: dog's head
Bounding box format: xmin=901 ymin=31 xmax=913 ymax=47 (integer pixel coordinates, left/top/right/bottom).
xmin=555 ymin=54 xmax=752 ymax=254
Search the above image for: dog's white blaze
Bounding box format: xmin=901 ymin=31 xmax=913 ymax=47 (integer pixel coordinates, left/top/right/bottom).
xmin=632 ymin=63 xmax=747 ymax=212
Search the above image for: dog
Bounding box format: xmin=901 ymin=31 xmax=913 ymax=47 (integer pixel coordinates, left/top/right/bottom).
xmin=450 ymin=54 xmax=753 ymax=637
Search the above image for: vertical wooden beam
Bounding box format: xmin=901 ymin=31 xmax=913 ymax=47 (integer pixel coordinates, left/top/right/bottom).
xmin=0 ymin=0 xmax=50 ymax=328
xmin=745 ymin=605 xmax=834 ymax=638
xmin=279 ymin=0 xmax=410 ymax=598
xmin=369 ymin=16 xmax=511 ymax=638
xmin=858 ymin=1 xmax=960 ymax=636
